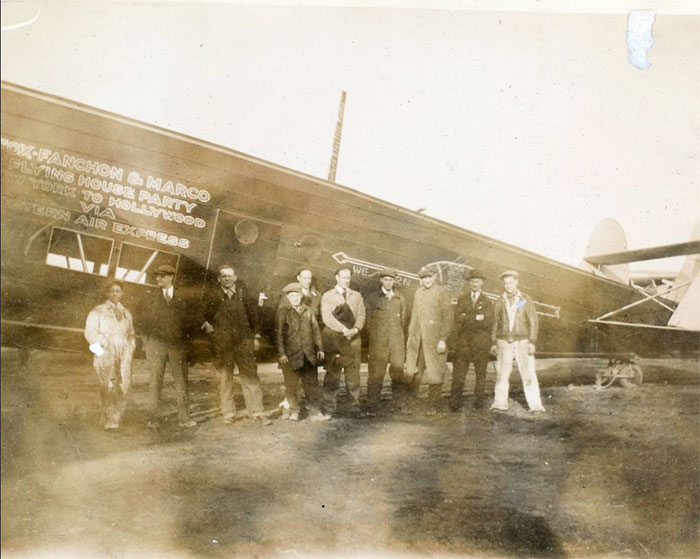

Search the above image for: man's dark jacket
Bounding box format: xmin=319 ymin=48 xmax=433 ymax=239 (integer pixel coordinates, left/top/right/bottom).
xmin=454 ymin=291 xmax=494 ymax=352
xmin=200 ymin=280 xmax=260 ymax=350
xmin=137 ymin=287 xmax=193 ymax=345
xmin=276 ymin=304 xmax=324 ymax=369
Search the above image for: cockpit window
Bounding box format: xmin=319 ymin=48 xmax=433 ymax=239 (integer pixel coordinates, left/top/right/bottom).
xmin=45 ymin=227 xmax=113 ymax=276
xmin=115 ymin=242 xmax=179 ymax=286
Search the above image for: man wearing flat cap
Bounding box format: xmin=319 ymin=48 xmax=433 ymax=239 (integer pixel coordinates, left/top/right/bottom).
xmin=365 ymin=267 xmax=408 ymax=412
xmin=405 ymin=265 xmax=454 ymax=410
xmin=278 ymin=266 xmax=322 ymax=323
xmin=490 ymin=270 xmax=545 ymax=413
xmin=200 ymin=264 xmax=270 ymax=425
xmin=138 ymin=264 xmax=197 ymax=427
xmin=276 ymin=282 xmax=328 ymax=421
xmin=450 ymin=269 xmax=494 ymax=411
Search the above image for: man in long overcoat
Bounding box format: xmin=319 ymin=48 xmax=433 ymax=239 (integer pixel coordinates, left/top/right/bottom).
xmin=405 ymin=265 xmax=454 ymax=408
xmin=365 ymin=267 xmax=407 ymax=412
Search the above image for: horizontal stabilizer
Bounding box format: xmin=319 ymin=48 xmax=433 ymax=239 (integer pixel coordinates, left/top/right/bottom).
xmin=585 ymin=240 xmax=700 ymax=266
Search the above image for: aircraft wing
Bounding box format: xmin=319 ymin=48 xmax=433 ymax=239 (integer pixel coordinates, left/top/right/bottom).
xmin=584 ymin=240 xmax=700 ymax=266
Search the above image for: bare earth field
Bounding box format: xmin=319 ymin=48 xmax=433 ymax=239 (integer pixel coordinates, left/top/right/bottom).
xmin=1 ymin=349 xmax=698 ymax=559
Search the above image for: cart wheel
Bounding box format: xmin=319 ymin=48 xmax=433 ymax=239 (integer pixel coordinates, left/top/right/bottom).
xmin=619 ymin=364 xmax=643 ymax=387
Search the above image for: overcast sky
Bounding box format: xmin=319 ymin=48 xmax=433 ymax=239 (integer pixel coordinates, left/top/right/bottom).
xmin=2 ymin=1 xmax=698 ymax=273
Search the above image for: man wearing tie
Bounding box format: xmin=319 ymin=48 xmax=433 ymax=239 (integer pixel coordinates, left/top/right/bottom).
xmin=365 ymin=267 xmax=407 ymax=413
xmin=449 ymin=269 xmax=493 ymax=411
xmin=200 ymin=264 xmax=270 ymax=425
xmin=139 ymin=264 xmax=197 ymax=428
xmin=320 ymin=266 xmax=365 ymax=416
xmin=278 ymin=266 xmax=322 ymax=323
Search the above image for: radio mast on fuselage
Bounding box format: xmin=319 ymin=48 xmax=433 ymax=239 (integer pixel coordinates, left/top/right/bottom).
xmin=328 ymin=90 xmax=347 ymax=183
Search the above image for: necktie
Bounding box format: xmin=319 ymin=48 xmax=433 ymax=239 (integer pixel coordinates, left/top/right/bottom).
xmin=164 ymin=290 xmax=171 ymax=304
xmin=472 ymin=292 xmax=478 ymax=305
xmin=225 ymin=289 xmax=234 ymax=299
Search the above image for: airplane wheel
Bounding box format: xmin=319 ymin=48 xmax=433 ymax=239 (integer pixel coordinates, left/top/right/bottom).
xmin=619 ymin=364 xmax=643 ymax=388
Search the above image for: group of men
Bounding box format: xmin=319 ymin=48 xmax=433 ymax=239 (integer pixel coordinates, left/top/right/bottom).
xmin=136 ymin=261 xmax=545 ymax=428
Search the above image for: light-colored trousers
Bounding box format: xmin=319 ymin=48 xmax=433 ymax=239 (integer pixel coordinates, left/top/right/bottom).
xmin=216 ymin=338 xmax=265 ymax=418
xmin=492 ymin=339 xmax=545 ymax=411
xmin=93 ymin=335 xmax=134 ymax=426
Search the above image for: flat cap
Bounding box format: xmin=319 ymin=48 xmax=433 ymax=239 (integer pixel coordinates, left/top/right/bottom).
xmin=283 ymin=282 xmax=302 ymax=294
xmin=154 ymin=264 xmax=176 ymax=276
xmin=418 ymin=265 xmax=436 ymax=278
xmin=499 ymin=270 xmax=519 ymax=280
xmin=379 ymin=267 xmax=397 ymax=278
xmin=469 ymin=269 xmax=486 ymax=280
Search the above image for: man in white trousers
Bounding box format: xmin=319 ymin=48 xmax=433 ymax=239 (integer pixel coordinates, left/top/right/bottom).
xmin=490 ymin=270 xmax=545 ymax=413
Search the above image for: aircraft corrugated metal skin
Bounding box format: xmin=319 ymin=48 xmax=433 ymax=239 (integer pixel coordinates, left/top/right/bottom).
xmin=1 ymin=82 xmax=695 ymax=359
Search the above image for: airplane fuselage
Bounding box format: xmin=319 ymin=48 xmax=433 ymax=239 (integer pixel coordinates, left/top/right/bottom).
xmin=1 ymin=82 xmax=690 ymax=359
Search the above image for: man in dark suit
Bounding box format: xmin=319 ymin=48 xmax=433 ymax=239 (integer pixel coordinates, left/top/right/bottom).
xmin=450 ymin=269 xmax=493 ymax=411
xmin=139 ymin=264 xmax=197 ymax=428
xmin=200 ymin=264 xmax=270 ymax=425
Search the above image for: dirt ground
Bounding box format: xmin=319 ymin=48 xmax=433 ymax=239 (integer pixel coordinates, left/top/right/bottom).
xmin=1 ymin=349 xmax=698 ymax=559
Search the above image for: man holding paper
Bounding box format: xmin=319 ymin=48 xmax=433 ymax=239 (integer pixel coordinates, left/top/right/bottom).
xmin=84 ymin=280 xmax=136 ymax=430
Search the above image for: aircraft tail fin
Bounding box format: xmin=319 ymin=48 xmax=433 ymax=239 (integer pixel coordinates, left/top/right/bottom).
xmin=668 ymin=272 xmax=700 ymax=330
xmin=579 ymin=218 xmax=630 ymax=284
xmin=665 ymin=221 xmax=700 ymax=303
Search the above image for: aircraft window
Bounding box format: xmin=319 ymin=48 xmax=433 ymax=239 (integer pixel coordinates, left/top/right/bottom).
xmin=115 ymin=242 xmax=179 ymax=286
xmin=297 ymin=235 xmax=324 ymax=262
xmin=45 ymin=227 xmax=113 ymax=276
xmin=235 ymin=219 xmax=259 ymax=245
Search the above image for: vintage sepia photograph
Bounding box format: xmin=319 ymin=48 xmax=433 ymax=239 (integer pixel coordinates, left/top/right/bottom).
xmin=1 ymin=1 xmax=699 ymax=557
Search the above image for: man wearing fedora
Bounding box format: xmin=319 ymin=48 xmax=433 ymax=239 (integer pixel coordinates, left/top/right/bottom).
xmin=490 ymin=270 xmax=545 ymax=413
xmin=450 ymin=269 xmax=493 ymax=411
xmin=365 ymin=267 xmax=407 ymax=413
xmin=138 ymin=264 xmax=197 ymax=428
xmin=405 ymin=265 xmax=454 ymax=410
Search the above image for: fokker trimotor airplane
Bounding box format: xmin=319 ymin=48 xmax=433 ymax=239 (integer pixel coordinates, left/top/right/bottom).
xmin=1 ymin=82 xmax=698 ymax=370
